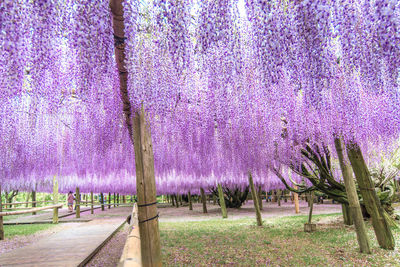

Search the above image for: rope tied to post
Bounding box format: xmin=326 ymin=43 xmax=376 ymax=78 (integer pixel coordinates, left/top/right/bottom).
xmin=139 ymin=213 xmax=159 ymax=224
xmin=137 ymin=201 xmax=158 ymax=207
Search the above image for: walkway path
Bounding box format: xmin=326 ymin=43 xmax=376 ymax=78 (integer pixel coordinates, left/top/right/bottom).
xmin=4 ymin=206 xmax=102 ymax=224
xmin=0 ymin=218 xmax=125 ymax=266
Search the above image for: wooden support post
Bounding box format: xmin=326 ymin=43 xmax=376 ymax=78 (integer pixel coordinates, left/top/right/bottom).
xmin=293 ymin=187 xmax=300 ymax=214
xmin=200 ymin=188 xmax=207 ymax=213
xmin=108 ymin=192 xmax=111 ymax=209
xmin=0 ymin=185 xmax=4 ymax=240
xmin=32 ymin=191 xmax=36 ymax=215
xmin=218 ymin=184 xmax=227 ymax=218
xmin=248 ymin=172 xmax=262 ymax=226
xmin=110 ymin=1 xmax=161 ymax=264
xmin=76 ymin=187 xmax=80 ymax=219
xmin=25 ymin=192 xmax=30 ymax=208
xmin=101 ymin=193 xmax=105 ymax=211
xmin=304 ymin=191 xmax=316 ymax=232
xmin=334 ymin=138 xmax=370 ymax=253
xmin=52 ymin=176 xmax=59 ymax=224
xmin=346 ymin=142 xmax=393 ymax=250
xmin=188 ymin=191 xmax=193 ymax=210
xmin=91 ymin=191 xmax=94 ymax=214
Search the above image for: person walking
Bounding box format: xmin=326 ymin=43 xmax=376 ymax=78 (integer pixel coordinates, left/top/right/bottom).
xmin=67 ymin=191 xmax=74 ymax=212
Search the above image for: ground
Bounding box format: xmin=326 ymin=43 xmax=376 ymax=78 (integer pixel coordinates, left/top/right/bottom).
xmin=1 ymin=200 xmax=399 ymax=266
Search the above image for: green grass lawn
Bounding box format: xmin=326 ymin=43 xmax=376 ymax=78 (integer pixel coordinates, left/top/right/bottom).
xmin=160 ymin=214 xmax=400 ymax=266
xmin=3 ymin=224 xmax=55 ymax=238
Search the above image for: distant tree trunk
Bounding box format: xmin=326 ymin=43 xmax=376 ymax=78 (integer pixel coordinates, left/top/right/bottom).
xmin=90 ymin=191 xmax=94 ymax=214
xmin=175 ymin=195 xmax=179 ymax=208
xmin=200 ymin=188 xmax=207 ymax=213
xmin=258 ymin=185 xmax=263 ymax=210
xmin=347 ymin=142 xmax=394 ymax=250
xmin=188 ymin=191 xmax=193 ymax=210
xmin=32 ymin=191 xmax=37 ymax=215
xmin=179 ymin=195 xmax=183 ymax=206
xmin=218 ymin=184 xmax=227 ymax=218
xmin=114 ymin=193 xmax=116 ymax=207
xmin=101 ymin=193 xmax=105 ymax=211
xmin=277 ymin=189 xmax=282 ymax=207
xmin=108 ymin=192 xmax=111 ymax=209
xmin=248 ymin=172 xmax=262 ymax=226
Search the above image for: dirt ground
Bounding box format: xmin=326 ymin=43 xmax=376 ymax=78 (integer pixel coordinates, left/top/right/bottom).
xmin=159 ymin=199 xmax=342 ymax=222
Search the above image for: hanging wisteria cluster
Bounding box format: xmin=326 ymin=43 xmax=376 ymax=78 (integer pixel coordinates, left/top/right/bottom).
xmin=1 ymin=0 xmax=399 ymax=195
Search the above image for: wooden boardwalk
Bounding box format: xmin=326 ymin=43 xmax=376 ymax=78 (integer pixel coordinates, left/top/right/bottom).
xmin=0 ymin=218 xmax=125 ymax=266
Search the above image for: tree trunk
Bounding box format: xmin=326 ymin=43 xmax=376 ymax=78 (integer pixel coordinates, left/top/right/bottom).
xmin=188 ymin=191 xmax=193 ymax=211
xmin=308 ymin=191 xmax=314 ymax=224
xmin=114 ymin=193 xmax=116 ymax=207
xmin=171 ymin=194 xmax=175 ymax=207
xmin=108 ymin=192 xmax=111 ymax=209
xmin=91 ymin=192 xmax=94 ymax=214
xmin=32 ymin=191 xmax=36 ymax=215
xmin=346 ymin=142 xmax=393 ymax=250
xmin=341 ymin=203 xmax=353 ymax=225
xmin=175 ymin=195 xmax=179 ymax=208
xmin=218 ymin=184 xmax=227 ymax=218
xmin=258 ymin=185 xmax=263 ymax=210
xmin=179 ymin=195 xmax=183 ymax=206
xmin=277 ymin=189 xmax=282 ymax=207
xmin=76 ymin=187 xmax=80 ymax=218
xmin=53 ymin=176 xmax=59 ymax=224
xmin=248 ymin=172 xmax=262 ymax=226
xmin=0 ymin=185 xmax=4 ymax=240
xmin=200 ymin=188 xmax=207 ymax=213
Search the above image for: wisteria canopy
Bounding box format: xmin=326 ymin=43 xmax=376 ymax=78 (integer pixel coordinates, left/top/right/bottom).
xmin=1 ymin=0 xmax=399 ymax=195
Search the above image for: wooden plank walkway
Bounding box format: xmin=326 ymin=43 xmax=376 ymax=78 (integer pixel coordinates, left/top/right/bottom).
xmin=0 ymin=218 xmax=126 ymax=266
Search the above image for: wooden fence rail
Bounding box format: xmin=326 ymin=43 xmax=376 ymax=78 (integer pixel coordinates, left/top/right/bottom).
xmin=118 ymin=203 xmax=142 ymax=267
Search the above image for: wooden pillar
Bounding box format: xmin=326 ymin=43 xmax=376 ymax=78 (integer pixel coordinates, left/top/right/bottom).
xmin=188 ymin=192 xmax=193 ymax=210
xmin=32 ymin=191 xmax=37 ymax=215
xmin=249 ymin=172 xmax=262 ymax=226
xmin=52 ymin=176 xmax=59 ymax=224
xmin=101 ymin=193 xmax=105 ymax=211
xmin=0 ymin=185 xmax=4 ymax=240
xmin=334 ymin=138 xmax=370 ymax=253
xmin=293 ymin=187 xmax=300 ymax=214
xmin=76 ymin=187 xmax=80 ymax=218
xmin=347 ymin=142 xmax=393 ymax=250
xmin=200 ymin=188 xmax=207 ymax=213
xmin=90 ymin=192 xmax=94 ymax=214
xmin=110 ymin=1 xmax=161 ymax=264
xmin=108 ymin=192 xmax=111 ymax=209
xmin=217 ymin=184 xmax=227 ymax=218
